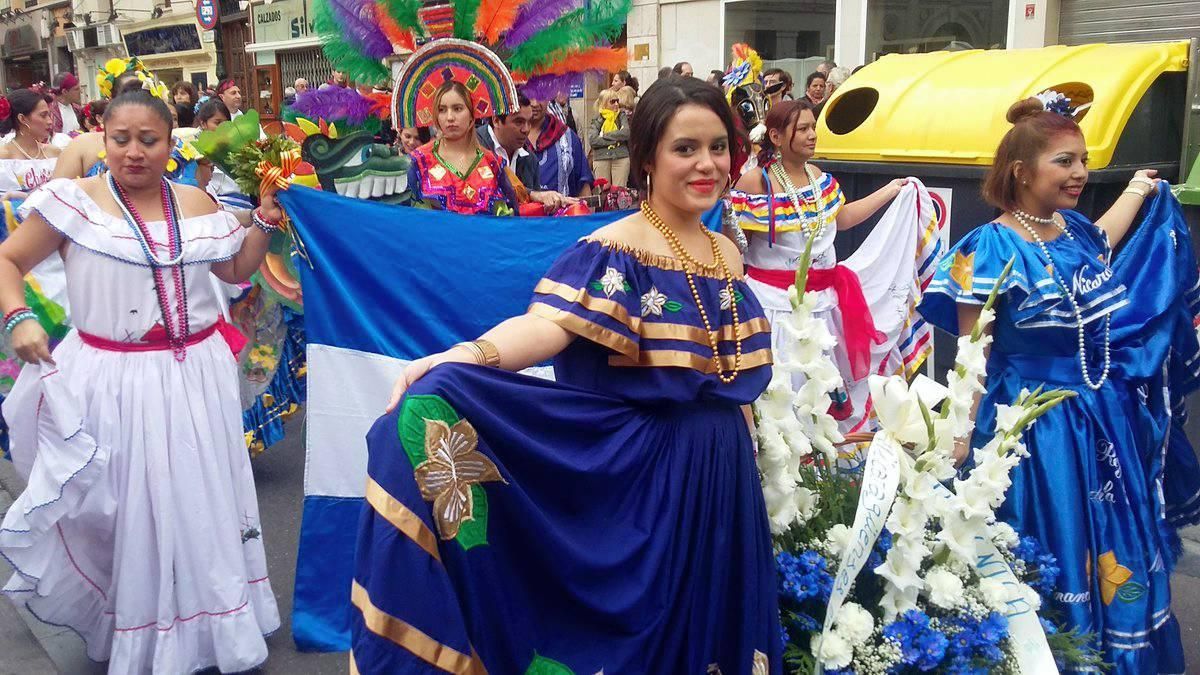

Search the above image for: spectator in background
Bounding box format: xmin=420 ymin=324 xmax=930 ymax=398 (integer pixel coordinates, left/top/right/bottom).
xmin=397 ymin=127 xmax=423 ymax=154
xmin=611 ymin=70 xmax=632 ymax=90
xmin=527 ymin=96 xmax=592 ymax=197
xmin=814 ymin=66 xmax=853 ymax=117
xmin=803 ymin=71 xmax=827 ymax=106
xmin=195 ymin=98 xmax=231 ymax=131
xmin=762 ymin=68 xmax=793 ymax=108
xmin=548 ymin=91 xmax=577 ymax=133
xmin=588 ymin=87 xmax=631 ymax=188
xmin=816 ymin=60 xmax=837 ymax=76
xmin=328 ymin=70 xmax=349 ymax=88
xmin=81 ymin=100 xmax=106 ymax=132
xmin=217 ymin=79 xmax=243 ymax=117
xmin=673 ymin=61 xmax=694 ymax=78
xmin=171 ymin=81 xmax=197 ymax=108
xmin=283 ymin=86 xmax=297 ymax=107
xmin=657 ymin=66 xmax=674 ymax=81
xmin=294 ymin=78 xmax=309 ymax=95
xmin=707 ymin=69 xmax=725 ymax=87
xmin=479 ymin=92 xmax=575 ymax=211
xmin=50 ymin=72 xmax=83 ymax=135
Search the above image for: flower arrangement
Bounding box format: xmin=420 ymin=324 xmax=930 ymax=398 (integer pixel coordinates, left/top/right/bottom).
xmin=755 ymin=239 xmax=1103 ymax=673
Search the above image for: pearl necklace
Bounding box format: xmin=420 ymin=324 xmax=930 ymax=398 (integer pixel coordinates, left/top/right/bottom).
xmin=12 ymin=136 xmax=45 ymax=160
xmin=1012 ymin=210 xmax=1111 ymax=390
xmin=770 ymin=161 xmax=826 ymax=239
xmin=641 ymin=201 xmax=743 ymax=383
xmin=108 ymin=174 xmax=192 ymax=361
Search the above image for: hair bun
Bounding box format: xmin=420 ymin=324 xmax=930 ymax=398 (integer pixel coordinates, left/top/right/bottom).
xmin=1006 ymin=97 xmax=1045 ymax=124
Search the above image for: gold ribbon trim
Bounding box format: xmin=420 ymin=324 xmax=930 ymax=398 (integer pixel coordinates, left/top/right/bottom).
xmin=255 ymin=147 xmax=302 ymax=196
xmin=365 ymin=478 xmax=441 ymax=562
xmin=351 ymin=581 xmax=487 ymax=674
xmin=531 ymin=279 xmax=641 ymax=333
xmin=528 ymin=302 xmax=639 ymax=359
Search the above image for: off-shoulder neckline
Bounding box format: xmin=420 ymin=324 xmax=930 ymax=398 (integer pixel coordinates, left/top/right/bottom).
xmin=579 ymin=236 xmax=745 ymax=281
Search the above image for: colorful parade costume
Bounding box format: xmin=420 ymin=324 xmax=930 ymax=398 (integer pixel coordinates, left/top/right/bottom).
xmin=352 ymin=238 xmax=781 ymax=672
xmin=0 ymin=179 xmax=279 ymax=673
xmin=919 ymin=190 xmax=1199 ymax=673
xmin=408 ymin=140 xmax=515 ymax=214
xmin=732 ymin=172 xmax=942 ymax=433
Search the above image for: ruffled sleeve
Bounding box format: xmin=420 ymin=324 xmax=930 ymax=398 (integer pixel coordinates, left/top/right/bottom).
xmin=20 ymin=178 xmax=245 ymax=266
xmin=527 ymin=238 xmax=641 ymax=359
xmin=918 ymin=222 xmax=1068 ymax=334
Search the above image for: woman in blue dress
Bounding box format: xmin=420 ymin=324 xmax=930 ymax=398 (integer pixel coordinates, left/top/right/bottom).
xmin=351 ymin=78 xmax=781 ymax=673
xmin=920 ymin=96 xmax=1199 ymax=673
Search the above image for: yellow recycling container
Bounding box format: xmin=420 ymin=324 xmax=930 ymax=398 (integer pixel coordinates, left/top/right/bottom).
xmin=816 ymin=41 xmax=1189 ymax=170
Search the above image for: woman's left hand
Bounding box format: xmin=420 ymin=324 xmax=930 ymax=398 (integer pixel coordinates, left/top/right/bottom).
xmin=887 ymin=178 xmax=909 ymax=197
xmin=1132 ymin=169 xmax=1161 ymax=195
xmin=259 ymin=188 xmax=285 ymax=225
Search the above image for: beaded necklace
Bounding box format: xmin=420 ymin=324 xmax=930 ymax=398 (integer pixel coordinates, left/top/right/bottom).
xmin=1013 ymin=209 xmax=1111 ymax=390
xmin=641 ymin=201 xmax=743 ymax=383
xmin=107 ymin=174 xmax=191 ymax=361
xmin=769 ymin=161 xmax=826 ymax=239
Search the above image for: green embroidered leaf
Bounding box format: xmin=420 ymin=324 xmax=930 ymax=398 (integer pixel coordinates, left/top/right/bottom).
xmin=1116 ymin=581 xmax=1147 ymax=604
xmin=663 ymin=300 xmax=684 ymax=312
xmin=589 ymin=281 xmax=603 ymax=292
xmin=456 ymin=485 xmax=490 ymax=551
xmin=734 ymin=290 xmax=745 ymax=303
xmin=397 ymin=394 xmax=460 ymax=468
xmin=524 ymin=653 xmax=575 ymax=675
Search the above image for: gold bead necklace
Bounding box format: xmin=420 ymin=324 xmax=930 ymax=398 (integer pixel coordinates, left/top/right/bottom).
xmin=641 ymin=201 xmax=743 ymax=383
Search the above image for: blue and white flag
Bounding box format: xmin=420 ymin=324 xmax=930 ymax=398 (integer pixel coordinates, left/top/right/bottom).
xmin=278 ymin=186 xmax=625 ymax=651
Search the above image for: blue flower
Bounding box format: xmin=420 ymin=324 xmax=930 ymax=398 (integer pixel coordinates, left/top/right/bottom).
xmin=944 ymin=656 xmax=989 ymax=675
xmin=1040 ymin=617 xmax=1059 ymax=636
xmin=776 ymin=550 xmax=834 ymax=604
xmin=1013 ymin=535 xmax=1041 ymax=562
xmin=941 ymin=612 xmax=1008 ymax=665
xmin=791 ymin=611 xmax=820 ymax=632
xmin=882 ymin=610 xmax=948 ymax=671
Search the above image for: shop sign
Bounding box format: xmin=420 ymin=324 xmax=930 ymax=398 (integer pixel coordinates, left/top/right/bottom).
xmin=197 ymin=0 xmax=220 ymax=30
xmin=253 ymin=0 xmax=315 ymax=43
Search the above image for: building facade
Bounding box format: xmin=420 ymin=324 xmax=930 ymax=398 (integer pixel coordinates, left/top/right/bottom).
xmin=626 ymin=0 xmax=1195 ymax=86
xmin=244 ymin=0 xmax=330 ymax=122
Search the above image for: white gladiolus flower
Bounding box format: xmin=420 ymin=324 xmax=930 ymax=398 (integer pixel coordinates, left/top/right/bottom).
xmin=825 ymin=523 xmax=852 ymax=558
xmin=886 ymin=497 xmax=928 ymax=537
xmin=795 ymin=487 xmax=820 ymax=521
xmin=836 ymin=603 xmax=876 ymax=645
xmin=925 ymin=566 xmax=965 ymax=609
xmin=880 ymin=585 xmax=920 ymax=620
xmin=992 ymin=403 xmax=1025 ymax=434
xmin=955 ymin=334 xmax=988 ymax=378
xmin=814 ymin=631 xmax=853 ymax=669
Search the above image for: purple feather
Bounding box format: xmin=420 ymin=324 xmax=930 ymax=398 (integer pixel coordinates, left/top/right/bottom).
xmin=292 ymin=87 xmax=378 ymax=126
xmin=327 ymin=0 xmax=392 ymax=59
xmin=520 ymin=72 xmax=603 ymax=101
xmin=504 ymin=0 xmax=582 ymax=48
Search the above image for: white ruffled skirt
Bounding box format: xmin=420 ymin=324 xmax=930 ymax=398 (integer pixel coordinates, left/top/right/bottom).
xmin=0 ymin=330 xmax=279 ymax=674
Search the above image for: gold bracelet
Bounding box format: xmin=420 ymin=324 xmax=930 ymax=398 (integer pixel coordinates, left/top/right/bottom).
xmin=1122 ymin=188 xmax=1148 ymax=199
xmin=472 ymin=339 xmax=501 ymax=367
xmin=454 ymin=341 xmax=485 ymax=365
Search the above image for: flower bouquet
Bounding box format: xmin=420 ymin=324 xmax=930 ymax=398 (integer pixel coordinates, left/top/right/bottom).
xmin=755 ymin=239 xmax=1103 ymax=674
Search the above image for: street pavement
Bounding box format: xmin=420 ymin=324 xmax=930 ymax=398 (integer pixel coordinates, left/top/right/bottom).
xmin=2 ymin=409 xmax=1200 ymax=673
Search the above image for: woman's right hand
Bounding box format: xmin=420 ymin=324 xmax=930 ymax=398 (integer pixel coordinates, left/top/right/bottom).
xmin=11 ymin=319 xmax=52 ymax=365
xmin=385 ymin=347 xmax=475 ymax=412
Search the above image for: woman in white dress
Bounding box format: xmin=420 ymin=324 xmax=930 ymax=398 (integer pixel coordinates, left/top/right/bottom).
xmin=0 ymin=90 xmax=282 ymax=673
xmin=731 ymin=99 xmax=939 ymax=435
xmin=0 ymin=88 xmax=61 ymax=200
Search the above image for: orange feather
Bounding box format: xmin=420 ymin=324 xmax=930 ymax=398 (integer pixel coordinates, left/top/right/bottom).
xmin=374 ymin=1 xmax=415 ymax=52
xmin=474 ymin=0 xmax=525 ymax=44
xmin=514 ymin=47 xmax=628 ymax=78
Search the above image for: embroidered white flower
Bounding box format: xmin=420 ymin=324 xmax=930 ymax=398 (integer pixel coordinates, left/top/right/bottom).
xmin=598 ymin=267 xmax=626 ymax=297
xmin=925 ymin=566 xmax=965 ymax=609
xmin=814 ymin=631 xmax=853 ymax=670
xmin=719 ymin=287 xmax=736 ymax=310
xmin=835 ymin=602 xmax=875 ymax=645
xmin=640 ymin=286 xmax=667 ymax=317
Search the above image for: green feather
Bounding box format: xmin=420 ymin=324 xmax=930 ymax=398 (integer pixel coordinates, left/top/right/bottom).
xmin=453 ymin=0 xmax=483 ymax=40
xmin=313 ymin=0 xmax=390 ymax=84
xmin=382 ymin=0 xmax=423 ymax=35
xmin=508 ymin=0 xmax=630 ymax=73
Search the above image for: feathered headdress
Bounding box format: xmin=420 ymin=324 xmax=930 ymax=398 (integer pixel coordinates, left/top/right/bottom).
xmin=95 ymin=57 xmax=170 ymax=101
xmin=722 ymin=43 xmax=762 ymax=101
xmin=314 ymin=0 xmax=630 ymax=127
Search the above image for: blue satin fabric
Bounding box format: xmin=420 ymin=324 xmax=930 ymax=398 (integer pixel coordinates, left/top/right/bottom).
xmin=919 ymin=190 xmax=1199 ymax=674
xmin=351 ymin=242 xmax=782 ymax=673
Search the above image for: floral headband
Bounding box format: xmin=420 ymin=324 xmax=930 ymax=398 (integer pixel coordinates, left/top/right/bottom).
xmin=1035 ymin=89 xmax=1091 ymax=119
xmin=96 ymin=57 xmax=170 ymax=102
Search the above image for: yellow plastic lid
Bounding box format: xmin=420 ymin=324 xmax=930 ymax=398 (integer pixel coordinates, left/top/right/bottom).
xmin=815 ymin=41 xmax=1190 ymax=169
